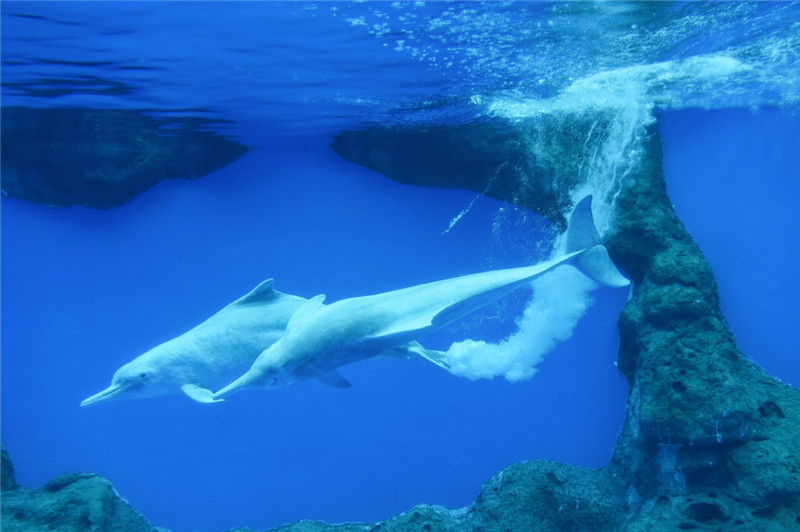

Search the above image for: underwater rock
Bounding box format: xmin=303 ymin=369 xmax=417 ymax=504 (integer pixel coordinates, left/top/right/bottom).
xmin=1 ymin=445 xmax=19 ymax=491
xmin=606 ymin=125 xmax=800 ymax=530
xmin=1 ymin=106 xmax=249 ymax=209
xmin=0 ymin=445 xmax=160 ymax=532
xmin=266 ymin=461 xmax=623 ymax=532
xmin=228 ymin=522 xmax=370 ymax=532
xmin=331 ymin=114 xmax=612 ymax=231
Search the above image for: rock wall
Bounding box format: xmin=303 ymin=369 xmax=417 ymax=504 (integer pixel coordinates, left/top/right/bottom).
xmin=607 ymin=123 xmax=800 ymax=530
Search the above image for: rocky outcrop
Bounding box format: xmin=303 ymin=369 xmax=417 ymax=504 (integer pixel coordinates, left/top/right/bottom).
xmin=331 ymin=114 xmax=611 ymax=231
xmin=1 ymin=107 xmax=248 ymax=209
xmin=236 ymin=461 xmax=620 ymax=532
xmin=1 ymin=445 xmax=159 ymax=532
xmin=607 ymin=124 xmax=800 ymax=530
xmin=1 ymin=446 xmax=20 ymax=491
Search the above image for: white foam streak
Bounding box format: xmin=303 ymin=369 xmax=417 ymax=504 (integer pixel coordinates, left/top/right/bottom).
xmin=486 ymin=55 xmax=756 ymax=119
xmin=445 ymin=267 xmax=596 ymax=382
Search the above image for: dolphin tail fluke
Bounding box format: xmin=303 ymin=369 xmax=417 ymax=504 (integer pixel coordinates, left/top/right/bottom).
xmin=566 ymin=196 xmax=630 ymax=288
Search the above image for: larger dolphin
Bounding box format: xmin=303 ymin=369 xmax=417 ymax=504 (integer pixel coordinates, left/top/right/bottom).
xmin=214 ymin=195 xmax=629 ymax=398
xmin=81 ymin=280 xmax=306 ymax=406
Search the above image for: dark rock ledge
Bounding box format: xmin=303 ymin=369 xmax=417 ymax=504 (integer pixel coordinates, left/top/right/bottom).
xmin=1 ymin=107 xmax=249 ymax=209
xmin=3 ymin=115 xmax=799 ymax=531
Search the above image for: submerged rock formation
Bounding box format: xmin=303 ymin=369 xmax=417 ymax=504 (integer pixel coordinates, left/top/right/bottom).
xmin=332 ymin=115 xmax=609 ymax=232
xmin=0 ymin=445 xmax=159 ymax=532
xmin=606 ymin=127 xmax=800 ymax=530
xmin=1 ymin=107 xmax=248 ymax=209
xmin=333 ymin=120 xmax=587 ymax=231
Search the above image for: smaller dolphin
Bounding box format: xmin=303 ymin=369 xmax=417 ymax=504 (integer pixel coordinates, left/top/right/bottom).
xmin=81 ymin=280 xmax=307 ymax=406
xmin=214 ymin=195 xmax=629 ymax=398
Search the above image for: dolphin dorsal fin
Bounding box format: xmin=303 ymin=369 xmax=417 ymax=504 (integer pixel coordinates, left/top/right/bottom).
xmin=232 ymin=279 xmax=279 ymax=306
xmin=287 ymin=294 xmax=326 ymax=328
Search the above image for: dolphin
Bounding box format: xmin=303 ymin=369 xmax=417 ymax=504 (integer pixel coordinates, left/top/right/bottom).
xmin=81 ymin=280 xmax=307 ymax=406
xmin=213 ymin=195 xmax=629 ymax=398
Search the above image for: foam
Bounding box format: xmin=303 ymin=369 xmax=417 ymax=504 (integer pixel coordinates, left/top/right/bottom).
xmin=445 ymin=266 xmax=596 ymax=382
xmin=485 ymin=55 xmax=758 ymax=119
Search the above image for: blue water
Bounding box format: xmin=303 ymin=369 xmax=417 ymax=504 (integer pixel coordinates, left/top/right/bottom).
xmin=2 ymin=2 xmax=799 ymax=531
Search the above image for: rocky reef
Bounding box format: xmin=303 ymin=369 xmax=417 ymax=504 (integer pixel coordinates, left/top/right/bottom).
xmin=1 ymin=445 xmax=159 ymax=532
xmin=1 ymin=107 xmax=248 ymax=209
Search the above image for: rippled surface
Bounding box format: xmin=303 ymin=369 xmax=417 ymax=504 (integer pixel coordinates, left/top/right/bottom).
xmin=3 ymin=2 xmax=798 ymax=144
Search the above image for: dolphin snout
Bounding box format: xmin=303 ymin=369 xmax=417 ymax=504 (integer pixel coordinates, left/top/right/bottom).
xmin=213 ymin=372 xmax=259 ymax=400
xmin=81 ymin=384 xmax=123 ymax=407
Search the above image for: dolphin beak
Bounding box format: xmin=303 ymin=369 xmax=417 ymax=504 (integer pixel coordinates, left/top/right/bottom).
xmin=81 ymin=384 xmax=123 ymax=407
xmin=213 ymin=373 xmax=256 ymax=400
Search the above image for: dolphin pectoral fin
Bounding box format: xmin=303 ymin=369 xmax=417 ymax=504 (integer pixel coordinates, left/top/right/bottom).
xmin=316 ymin=371 xmax=351 ymax=389
xmin=181 ymin=384 xmax=224 ymax=403
xmin=382 ymin=342 xmax=421 ymax=360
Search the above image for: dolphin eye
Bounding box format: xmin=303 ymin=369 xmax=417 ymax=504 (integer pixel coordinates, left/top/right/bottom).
xmin=139 ymin=373 xmax=147 ymax=379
